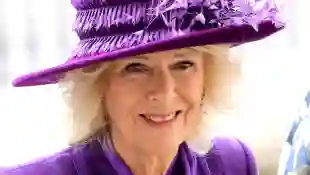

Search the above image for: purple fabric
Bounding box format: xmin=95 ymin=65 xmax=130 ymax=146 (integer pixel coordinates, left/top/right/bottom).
xmin=73 ymin=0 xmax=280 ymax=43
xmin=1 ymin=137 xmax=258 ymax=175
xmin=11 ymin=0 xmax=284 ymax=87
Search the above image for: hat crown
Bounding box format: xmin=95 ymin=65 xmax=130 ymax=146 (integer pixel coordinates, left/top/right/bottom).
xmin=70 ymin=0 xmax=282 ymax=57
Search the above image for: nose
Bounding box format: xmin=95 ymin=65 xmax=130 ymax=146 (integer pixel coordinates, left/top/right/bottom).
xmin=146 ymin=68 xmax=176 ymax=102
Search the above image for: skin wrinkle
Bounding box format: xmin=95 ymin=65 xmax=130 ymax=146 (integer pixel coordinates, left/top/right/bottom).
xmin=104 ymin=49 xmax=204 ymax=175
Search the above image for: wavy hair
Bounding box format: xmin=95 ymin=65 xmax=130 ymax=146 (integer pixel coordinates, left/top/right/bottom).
xmin=58 ymin=44 xmax=242 ymax=152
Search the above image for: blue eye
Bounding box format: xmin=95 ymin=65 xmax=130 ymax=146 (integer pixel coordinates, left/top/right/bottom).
xmin=124 ymin=63 xmax=149 ymax=73
xmin=172 ymin=60 xmax=194 ymax=70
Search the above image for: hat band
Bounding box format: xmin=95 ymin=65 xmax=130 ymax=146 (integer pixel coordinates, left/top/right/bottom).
xmin=71 ymin=29 xmax=178 ymax=58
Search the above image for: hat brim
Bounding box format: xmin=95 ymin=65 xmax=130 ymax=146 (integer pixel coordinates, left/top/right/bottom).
xmin=12 ymin=21 xmax=283 ymax=87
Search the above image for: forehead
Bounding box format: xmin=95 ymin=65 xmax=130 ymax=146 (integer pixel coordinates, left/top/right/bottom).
xmin=93 ymin=48 xmax=204 ymax=74
xmin=130 ymin=48 xmax=199 ymax=59
xmin=105 ymin=48 xmax=203 ymax=70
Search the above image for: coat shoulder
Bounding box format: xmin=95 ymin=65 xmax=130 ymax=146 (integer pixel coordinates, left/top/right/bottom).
xmin=1 ymin=146 xmax=82 ymax=175
xmin=195 ymin=137 xmax=258 ymax=175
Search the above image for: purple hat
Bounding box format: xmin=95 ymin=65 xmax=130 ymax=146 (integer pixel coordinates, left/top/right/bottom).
xmin=12 ymin=0 xmax=284 ymax=87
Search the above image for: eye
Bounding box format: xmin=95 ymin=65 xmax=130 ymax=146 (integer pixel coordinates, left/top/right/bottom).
xmin=172 ymin=60 xmax=195 ymax=70
xmin=123 ymin=62 xmax=149 ymax=73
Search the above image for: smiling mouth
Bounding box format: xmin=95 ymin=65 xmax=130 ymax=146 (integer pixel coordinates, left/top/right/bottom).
xmin=139 ymin=110 xmax=182 ymax=124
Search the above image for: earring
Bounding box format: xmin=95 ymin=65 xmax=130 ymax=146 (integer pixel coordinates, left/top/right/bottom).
xmin=200 ymin=90 xmax=206 ymax=106
xmin=201 ymin=90 xmax=206 ymax=101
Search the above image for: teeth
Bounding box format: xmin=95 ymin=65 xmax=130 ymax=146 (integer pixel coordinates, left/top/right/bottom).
xmin=145 ymin=113 xmax=175 ymax=123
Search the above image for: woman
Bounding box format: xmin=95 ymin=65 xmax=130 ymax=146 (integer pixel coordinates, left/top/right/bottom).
xmin=4 ymin=0 xmax=284 ymax=174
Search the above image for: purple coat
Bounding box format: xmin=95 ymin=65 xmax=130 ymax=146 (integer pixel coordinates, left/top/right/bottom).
xmin=1 ymin=137 xmax=258 ymax=175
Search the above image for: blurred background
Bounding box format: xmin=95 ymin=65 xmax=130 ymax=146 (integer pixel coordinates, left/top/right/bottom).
xmin=0 ymin=0 xmax=309 ymax=174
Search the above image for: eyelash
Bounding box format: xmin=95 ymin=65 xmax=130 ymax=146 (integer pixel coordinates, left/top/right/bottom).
xmin=123 ymin=60 xmax=195 ymax=73
xmin=172 ymin=60 xmax=194 ymax=70
xmin=124 ymin=63 xmax=148 ymax=73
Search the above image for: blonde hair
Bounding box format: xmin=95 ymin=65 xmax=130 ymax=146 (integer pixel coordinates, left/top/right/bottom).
xmin=58 ymin=44 xmax=242 ymax=149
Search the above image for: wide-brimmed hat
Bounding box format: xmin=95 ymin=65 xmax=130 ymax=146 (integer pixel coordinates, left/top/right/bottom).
xmin=12 ymin=0 xmax=284 ymax=87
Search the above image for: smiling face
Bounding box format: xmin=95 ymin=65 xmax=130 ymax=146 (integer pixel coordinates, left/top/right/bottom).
xmin=104 ymin=48 xmax=205 ymax=154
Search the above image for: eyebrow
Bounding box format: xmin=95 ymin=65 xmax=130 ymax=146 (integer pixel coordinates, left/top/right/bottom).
xmin=184 ymin=48 xmax=196 ymax=52
xmin=129 ymin=55 xmax=149 ymax=60
xmin=175 ymin=48 xmax=197 ymax=57
xmin=177 ymin=48 xmax=196 ymax=54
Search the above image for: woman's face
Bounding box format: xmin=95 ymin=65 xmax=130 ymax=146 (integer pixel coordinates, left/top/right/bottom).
xmin=104 ymin=48 xmax=205 ymax=153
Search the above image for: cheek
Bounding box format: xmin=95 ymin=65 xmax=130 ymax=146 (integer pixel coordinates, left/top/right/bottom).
xmin=181 ymin=71 xmax=204 ymax=121
xmin=175 ymin=74 xmax=204 ymax=132
xmin=177 ymin=72 xmax=204 ymax=105
xmin=104 ymin=77 xmax=146 ymax=125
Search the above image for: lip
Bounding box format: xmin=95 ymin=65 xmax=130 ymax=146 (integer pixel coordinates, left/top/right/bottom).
xmin=139 ymin=110 xmax=182 ymax=125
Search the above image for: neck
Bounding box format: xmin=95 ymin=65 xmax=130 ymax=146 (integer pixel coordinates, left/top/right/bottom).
xmin=110 ymin=130 xmax=178 ymax=175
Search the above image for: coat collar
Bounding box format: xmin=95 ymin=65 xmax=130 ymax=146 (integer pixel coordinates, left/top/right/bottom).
xmin=71 ymin=138 xmax=212 ymax=175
